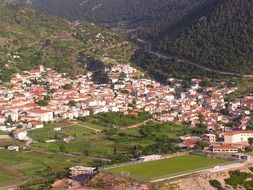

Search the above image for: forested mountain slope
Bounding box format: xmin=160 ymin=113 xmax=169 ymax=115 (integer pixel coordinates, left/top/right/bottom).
xmin=154 ymin=0 xmax=253 ymax=74
xmin=19 ymin=0 xmax=253 ymax=76
xmin=6 ymin=0 xmax=253 ymax=81
xmin=16 ymin=0 xmax=205 ymax=28
xmin=0 ymin=3 xmax=134 ymax=82
xmin=130 ymin=0 xmax=253 ymax=83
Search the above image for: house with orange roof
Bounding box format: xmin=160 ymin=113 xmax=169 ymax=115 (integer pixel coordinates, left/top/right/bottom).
xmin=212 ymin=145 xmax=239 ymax=153
xmin=27 ymin=109 xmax=53 ymax=122
xmin=20 ymin=115 xmax=38 ymax=122
xmin=28 ymin=121 xmax=44 ymax=129
xmin=22 ymin=103 xmax=40 ymax=111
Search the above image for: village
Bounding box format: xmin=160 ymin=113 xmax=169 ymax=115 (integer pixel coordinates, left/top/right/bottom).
xmin=1 ymin=64 xmax=253 ymax=153
xmin=2 ymin=64 xmax=253 ymax=188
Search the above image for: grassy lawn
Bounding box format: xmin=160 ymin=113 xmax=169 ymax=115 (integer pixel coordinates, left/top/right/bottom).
xmin=107 ymin=155 xmax=228 ymax=180
xmin=28 ymin=124 xmax=56 ymax=142
xmin=28 ymin=123 xmax=96 ymax=142
xmin=0 ymin=138 xmax=24 ymax=147
xmin=79 ymin=120 xmax=107 ymax=130
xmin=0 ymin=119 xmax=196 ymax=187
xmin=29 ymin=123 xmax=114 ymax=156
xmin=29 ymin=121 xmax=190 ymax=158
xmin=0 ymin=149 xmax=93 ymax=188
xmin=29 ymin=122 xmax=148 ymax=157
xmin=0 ymin=131 xmax=8 ymax=135
xmin=88 ymin=112 xmax=150 ymax=128
xmin=0 ymin=172 xmax=13 ymax=183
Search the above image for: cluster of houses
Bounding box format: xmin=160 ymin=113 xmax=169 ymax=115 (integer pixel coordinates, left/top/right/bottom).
xmin=179 ymin=130 xmax=253 ymax=154
xmin=1 ymin=64 xmax=253 ymax=154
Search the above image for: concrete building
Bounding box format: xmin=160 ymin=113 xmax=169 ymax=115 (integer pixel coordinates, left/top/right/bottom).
xmin=224 ymin=130 xmax=253 ymax=144
xmin=27 ymin=109 xmax=53 ymax=122
xmin=13 ymin=129 xmax=28 ymax=141
xmin=139 ymin=155 xmax=161 ymax=162
xmin=0 ymin=115 xmax=6 ymax=124
xmin=7 ymin=146 xmax=19 ymax=151
xmin=202 ymin=134 xmax=216 ymax=143
xmin=69 ymin=166 xmax=96 ymax=178
xmin=212 ymin=145 xmax=239 ymax=153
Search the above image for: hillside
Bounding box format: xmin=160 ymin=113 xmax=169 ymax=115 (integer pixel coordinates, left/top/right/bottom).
xmin=3 ymin=0 xmax=253 ymax=84
xmin=0 ymin=3 xmax=135 ymax=82
xmin=153 ymin=0 xmax=253 ymax=74
xmin=16 ymin=0 xmax=253 ymax=78
xmin=16 ymin=0 xmax=205 ymax=28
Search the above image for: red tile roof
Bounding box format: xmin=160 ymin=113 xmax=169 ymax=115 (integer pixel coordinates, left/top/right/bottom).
xmin=213 ymin=145 xmax=238 ymax=150
xmin=28 ymin=109 xmax=51 ymax=114
xmin=224 ymin=130 xmax=253 ymax=136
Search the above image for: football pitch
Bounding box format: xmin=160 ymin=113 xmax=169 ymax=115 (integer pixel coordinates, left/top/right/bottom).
xmin=106 ymin=154 xmax=228 ymax=180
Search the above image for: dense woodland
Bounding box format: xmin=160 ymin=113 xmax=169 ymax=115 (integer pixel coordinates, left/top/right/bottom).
xmin=154 ymin=0 xmax=253 ymax=74
xmin=131 ymin=49 xmax=226 ymax=84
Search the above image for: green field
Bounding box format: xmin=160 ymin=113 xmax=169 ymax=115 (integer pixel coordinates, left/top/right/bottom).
xmin=0 ymin=149 xmax=92 ymax=188
xmin=0 ymin=120 xmax=193 ymax=188
xmin=27 ymin=121 xmax=190 ymax=159
xmin=28 ymin=123 xmax=115 ymax=156
xmin=107 ymin=155 xmax=228 ymax=180
xmin=0 ymin=172 xmax=13 ymax=183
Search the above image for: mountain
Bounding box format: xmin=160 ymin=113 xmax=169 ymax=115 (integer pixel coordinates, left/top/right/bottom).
xmin=17 ymin=0 xmax=253 ymax=77
xmin=16 ymin=0 xmax=205 ymax=28
xmin=3 ymin=0 xmax=253 ymax=83
xmin=131 ymin=0 xmax=253 ymax=84
xmin=153 ymin=0 xmax=253 ymax=75
xmin=0 ymin=3 xmax=135 ymax=82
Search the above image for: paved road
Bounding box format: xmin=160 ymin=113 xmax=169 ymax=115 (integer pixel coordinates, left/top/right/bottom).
xmin=136 ymin=38 xmax=253 ymax=78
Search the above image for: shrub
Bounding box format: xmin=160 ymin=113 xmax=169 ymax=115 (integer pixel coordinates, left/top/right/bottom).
xmin=209 ymin=180 xmax=224 ymax=190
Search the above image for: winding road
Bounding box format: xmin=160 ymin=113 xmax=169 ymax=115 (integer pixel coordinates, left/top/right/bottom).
xmin=136 ymin=38 xmax=253 ymax=78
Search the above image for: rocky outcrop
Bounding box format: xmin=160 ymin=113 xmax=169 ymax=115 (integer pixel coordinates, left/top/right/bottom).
xmin=86 ymin=172 xmax=150 ymax=190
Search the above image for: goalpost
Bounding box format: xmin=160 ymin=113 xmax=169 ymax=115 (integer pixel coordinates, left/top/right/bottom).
xmin=120 ymin=171 xmax=130 ymax=177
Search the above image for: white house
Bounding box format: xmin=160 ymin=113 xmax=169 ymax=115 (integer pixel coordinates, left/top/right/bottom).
xmin=79 ymin=109 xmax=90 ymax=117
xmin=27 ymin=109 xmax=54 ymax=122
xmin=54 ymin=127 xmax=62 ymax=131
xmin=202 ymin=134 xmax=216 ymax=143
xmin=139 ymin=155 xmax=161 ymax=162
xmin=13 ymin=129 xmax=28 ymax=141
xmin=8 ymin=146 xmax=19 ymax=152
xmin=27 ymin=121 xmax=44 ymax=129
xmin=224 ymin=130 xmax=253 ymax=144
xmin=0 ymin=115 xmax=6 ymax=124
xmin=69 ymin=166 xmax=96 ymax=178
